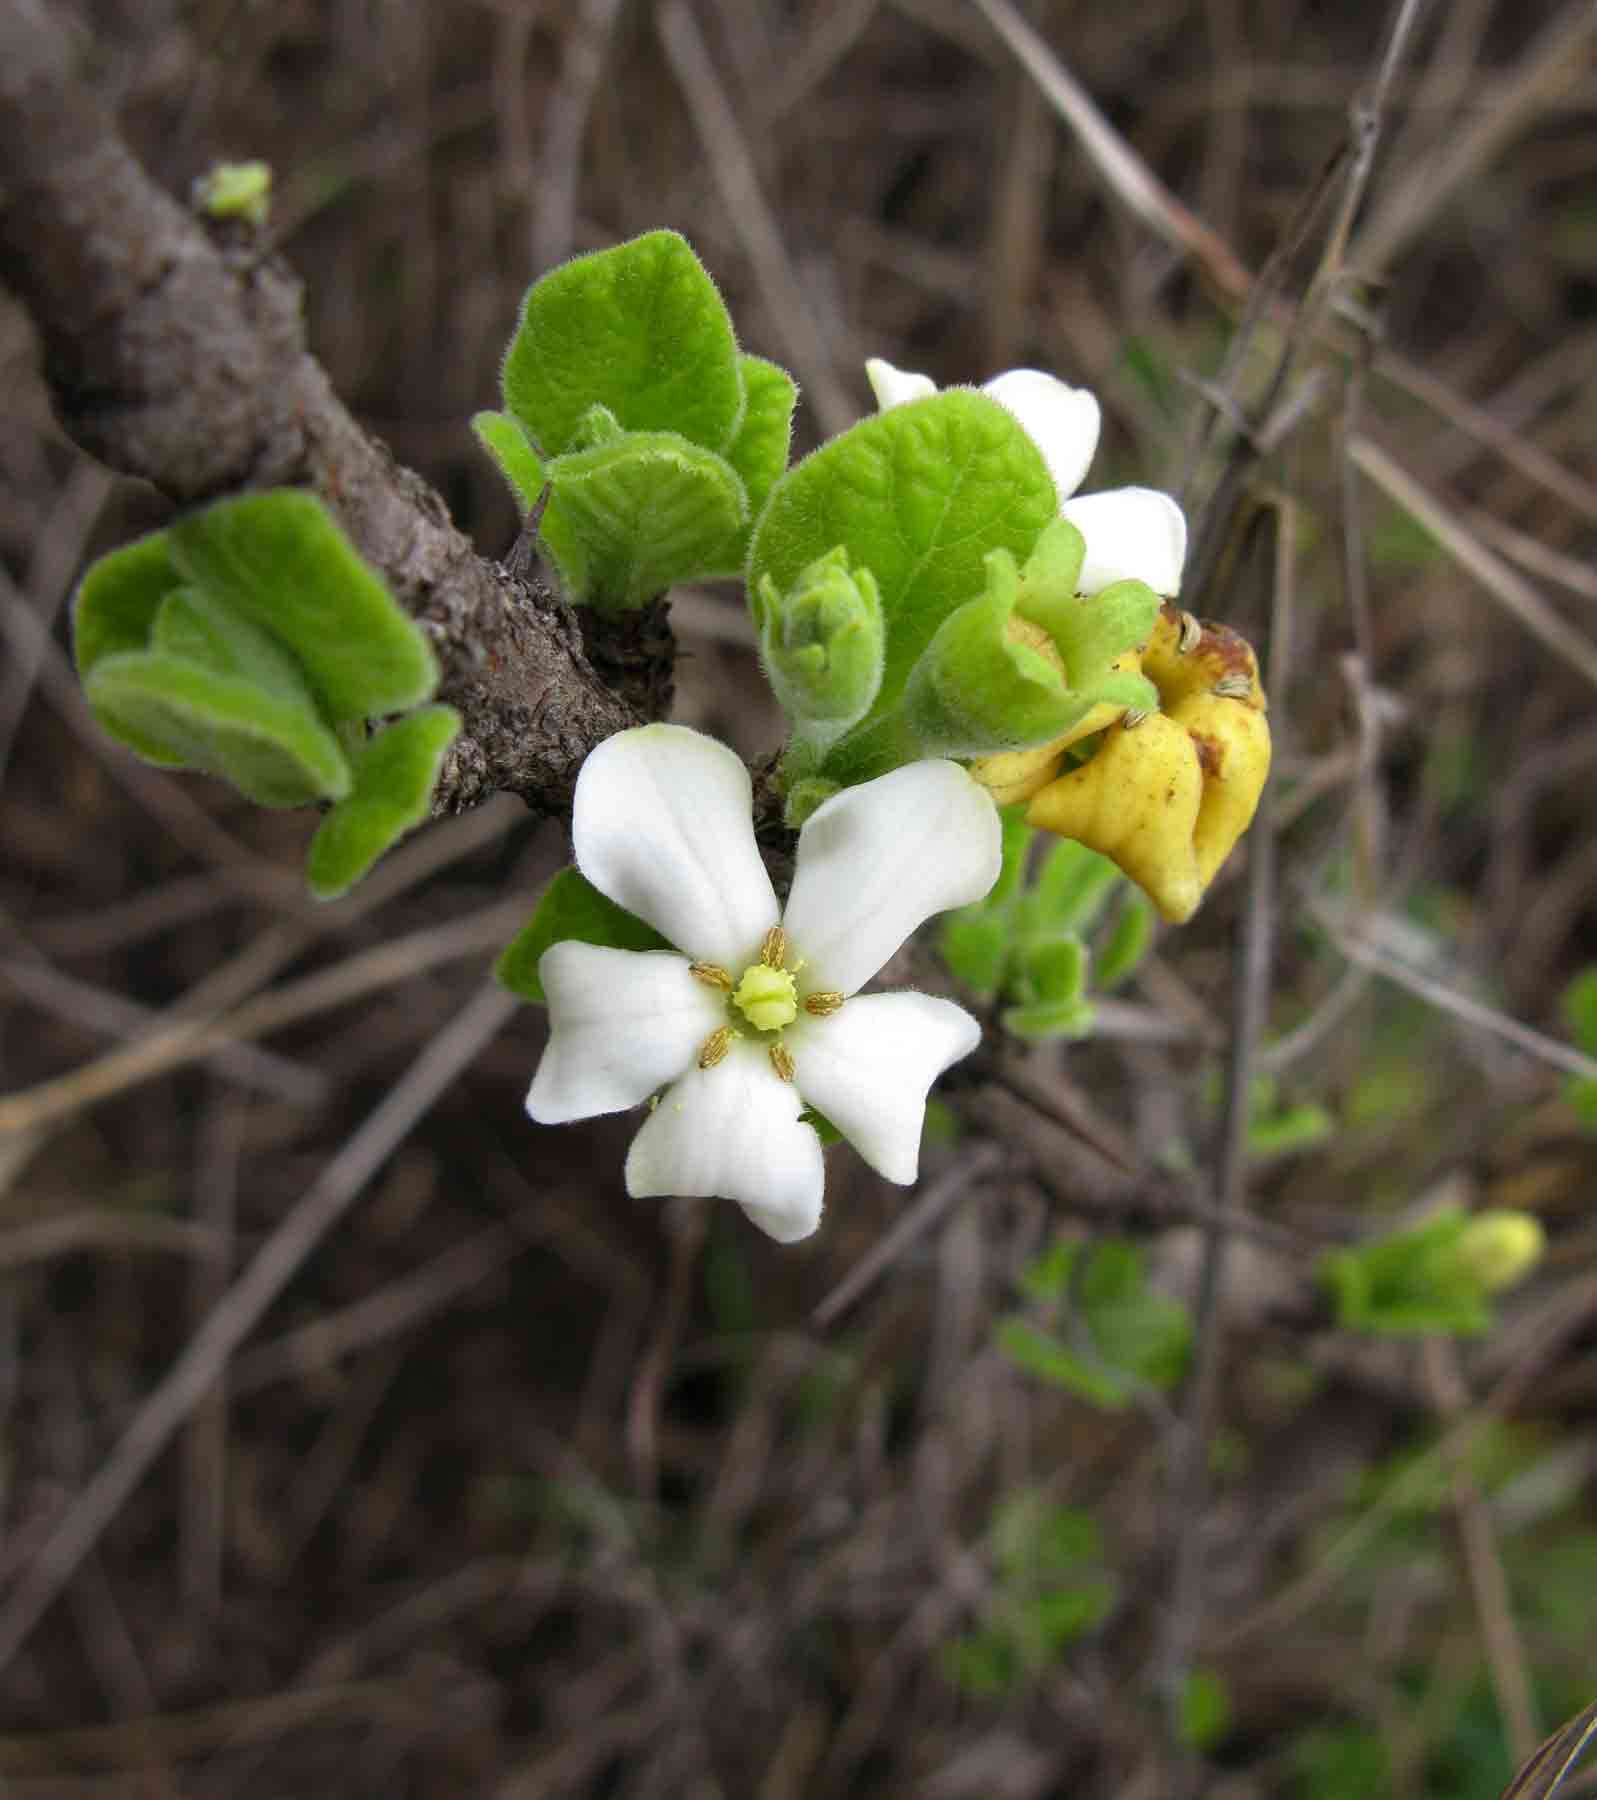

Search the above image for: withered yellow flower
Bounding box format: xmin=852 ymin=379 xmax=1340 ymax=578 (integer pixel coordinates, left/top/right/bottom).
xmin=976 ymin=605 xmax=1271 ymax=924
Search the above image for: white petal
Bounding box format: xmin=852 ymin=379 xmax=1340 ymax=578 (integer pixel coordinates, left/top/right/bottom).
xmin=573 ymin=724 xmax=779 ymax=968
xmin=788 ymin=992 xmax=980 ymax=1185
xmin=1060 ymin=486 xmax=1188 ymax=596
xmin=782 ymin=760 xmax=1001 ymax=996
xmin=982 ymin=369 xmax=1101 ymax=501
xmin=526 ymin=944 xmax=723 ymax=1124
xmin=865 ymin=357 xmax=937 ymax=412
xmin=624 ymin=1051 xmax=825 ymax=1244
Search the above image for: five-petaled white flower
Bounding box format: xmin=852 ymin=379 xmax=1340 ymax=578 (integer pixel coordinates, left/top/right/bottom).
xmin=866 ymin=359 xmax=1187 ymax=598
xmin=526 ymin=725 xmax=1002 ymax=1243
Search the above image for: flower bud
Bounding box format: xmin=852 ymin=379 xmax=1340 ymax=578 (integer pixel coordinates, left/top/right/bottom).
xmin=753 ymin=547 xmax=885 ymax=749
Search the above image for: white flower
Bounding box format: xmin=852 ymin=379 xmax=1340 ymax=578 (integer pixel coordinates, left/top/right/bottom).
xmin=526 ymin=724 xmax=1001 ymax=1243
xmin=865 ymin=358 xmax=1187 ymax=598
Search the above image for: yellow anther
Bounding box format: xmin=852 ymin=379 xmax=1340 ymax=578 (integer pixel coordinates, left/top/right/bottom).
xmin=690 ymin=961 xmax=733 ymax=991
xmin=698 ymin=1026 xmax=734 ymax=1069
xmin=804 ymin=991 xmax=845 ymax=1017
xmin=760 ymin=926 xmax=788 ymax=969
xmin=769 ymin=1043 xmax=796 ymax=1082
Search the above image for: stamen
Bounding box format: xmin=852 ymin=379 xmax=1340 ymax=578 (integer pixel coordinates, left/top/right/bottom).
xmin=1213 ymin=672 xmax=1254 ymax=699
xmin=760 ymin=926 xmax=788 ymax=968
xmin=769 ymin=1043 xmax=796 ymax=1082
xmin=804 ymin=991 xmax=845 ymax=1017
xmin=1121 ymin=708 xmax=1150 ymax=731
xmin=1178 ymin=611 xmax=1203 ymax=654
xmin=698 ymin=1026 xmax=734 ymax=1069
xmin=690 ymin=961 xmax=733 ymax=991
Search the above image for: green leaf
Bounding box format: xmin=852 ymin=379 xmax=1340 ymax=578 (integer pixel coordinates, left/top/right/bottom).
xmin=939 ymin=911 xmax=1011 ymax=997
xmin=992 ymin=1491 xmax=1102 ymax=1581
xmin=725 ymin=354 xmax=796 ymax=526
xmin=1001 ymin=997 xmax=1097 ymax=1040
xmin=1178 ymin=1670 xmax=1233 ymax=1751
xmin=152 ymin=587 xmax=324 ymax=702
xmin=997 ymin=1317 xmax=1132 ymax=1409
xmin=1248 ymin=1101 xmax=1335 ymax=1157
xmin=168 ymin=491 xmax=438 ymax=721
xmin=502 ymin=230 xmax=744 ymax=457
xmin=1319 ymin=1209 xmax=1494 ymax=1335
xmin=748 ymin=389 xmax=1059 ymax=778
xmin=471 ymin=410 xmax=590 ymax=592
xmin=1561 ymin=967 xmax=1597 ymax=1054
xmin=1021 ymin=573 xmax=1161 ymax=691
xmin=1014 ymin=932 xmax=1089 ymax=1009
xmin=495 ymin=866 xmax=671 ymax=1004
xmin=83 ymin=650 xmax=350 ymax=807
xmin=73 ymin=529 xmax=184 ymax=679
xmin=306 ymin=705 xmax=461 ymax=900
xmin=1024 ymin=839 xmax=1122 ymax=936
xmin=1096 ymin=891 xmax=1154 ymax=989
xmin=471 ymin=409 xmax=546 ymax=510
xmin=544 ymin=432 xmax=748 ymax=608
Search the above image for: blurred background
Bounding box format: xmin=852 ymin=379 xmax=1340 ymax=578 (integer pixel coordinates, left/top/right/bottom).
xmin=3 ymin=0 xmax=1597 ymax=1794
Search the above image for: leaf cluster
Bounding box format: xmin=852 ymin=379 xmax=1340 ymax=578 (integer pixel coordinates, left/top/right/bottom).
xmin=73 ymin=491 xmax=459 ymax=899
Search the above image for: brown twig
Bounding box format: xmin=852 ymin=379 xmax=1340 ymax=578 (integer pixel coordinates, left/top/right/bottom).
xmin=0 ymin=0 xmax=638 ymax=817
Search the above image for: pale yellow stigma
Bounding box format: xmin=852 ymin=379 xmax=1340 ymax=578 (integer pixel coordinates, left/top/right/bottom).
xmin=733 ymin=962 xmax=799 ymax=1032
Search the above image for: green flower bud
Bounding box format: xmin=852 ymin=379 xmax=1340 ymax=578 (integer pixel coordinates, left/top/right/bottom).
xmin=192 ymin=162 xmax=272 ymax=228
xmin=753 ymin=547 xmax=885 ymax=750
xmin=1448 ymin=1210 xmax=1545 ymax=1294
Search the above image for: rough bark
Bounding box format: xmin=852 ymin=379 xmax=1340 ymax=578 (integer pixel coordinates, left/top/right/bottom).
xmin=0 ymin=0 xmax=644 ymax=816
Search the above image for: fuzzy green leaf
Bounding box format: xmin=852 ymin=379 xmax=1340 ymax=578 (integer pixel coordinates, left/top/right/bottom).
xmin=168 ymin=491 xmax=437 ymax=721
xmin=1024 ymin=840 xmax=1122 ymax=936
xmin=502 ymin=230 xmax=744 ymax=457
xmin=306 ymin=705 xmax=461 ymax=900
xmin=471 ymin=410 xmax=591 ymax=592
xmin=84 ymin=650 xmax=350 ymax=807
xmin=748 ymin=390 xmax=1059 ymax=780
xmin=472 ymin=409 xmax=547 ymax=511
xmin=1096 ymin=891 xmax=1155 ymax=989
xmin=544 ymin=432 xmax=748 ymax=608
xmin=495 ymin=867 xmax=671 ymax=1004
xmin=726 ymin=354 xmax=796 ymax=526
xmin=152 ymin=587 xmax=322 ymax=702
xmin=73 ymin=529 xmax=184 ymax=679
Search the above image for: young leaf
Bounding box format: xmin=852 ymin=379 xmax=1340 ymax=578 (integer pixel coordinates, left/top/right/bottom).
xmin=169 ymin=491 xmax=438 ymax=721
xmin=471 ymin=409 xmax=546 ymax=510
xmin=1096 ymin=891 xmax=1154 ymax=989
xmin=544 ymin=432 xmax=748 ymax=608
xmin=748 ymin=389 xmax=1059 ymax=770
xmin=471 ymin=410 xmax=590 ymax=592
xmin=502 ymin=230 xmax=744 ymax=457
xmin=306 ymin=705 xmax=461 ymax=901
xmin=938 ymin=910 xmax=1011 ymax=997
xmin=725 ymin=354 xmax=796 ymax=526
xmin=152 ymin=587 xmax=324 ymax=703
xmin=1025 ymin=839 xmax=1122 ymax=936
xmin=73 ymin=529 xmax=183 ymax=677
xmin=84 ymin=650 xmax=351 ymax=807
xmin=496 ymin=867 xmax=671 ymax=1004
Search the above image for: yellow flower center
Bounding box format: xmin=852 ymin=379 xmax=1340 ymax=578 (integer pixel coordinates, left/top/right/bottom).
xmin=733 ymin=963 xmax=799 ymax=1032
